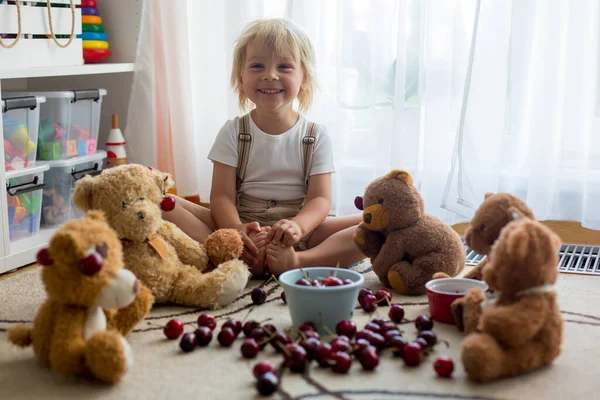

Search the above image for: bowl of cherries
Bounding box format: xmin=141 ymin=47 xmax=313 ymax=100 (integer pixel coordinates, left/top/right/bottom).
xmin=278 ymin=267 xmax=364 ymax=334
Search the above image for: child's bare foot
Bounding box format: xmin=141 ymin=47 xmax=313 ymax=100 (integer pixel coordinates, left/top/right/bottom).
xmin=266 ymin=242 xmax=300 ymax=275
xmin=248 ymin=227 xmax=271 ymax=276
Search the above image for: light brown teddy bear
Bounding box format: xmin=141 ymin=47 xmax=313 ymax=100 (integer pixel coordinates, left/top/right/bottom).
xmin=452 ymin=193 xmax=534 ymax=332
xmin=353 ymin=169 xmax=466 ymax=295
xmin=72 ymin=164 xmax=250 ymax=309
xmin=460 ymin=217 xmax=563 ymax=382
xmin=8 ymin=211 xmax=153 ymax=384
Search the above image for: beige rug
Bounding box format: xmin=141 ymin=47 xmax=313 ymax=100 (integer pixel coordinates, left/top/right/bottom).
xmin=0 ymin=261 xmax=599 ymax=400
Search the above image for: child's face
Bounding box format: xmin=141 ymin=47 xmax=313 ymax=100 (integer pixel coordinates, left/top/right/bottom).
xmin=241 ymin=39 xmax=305 ymax=113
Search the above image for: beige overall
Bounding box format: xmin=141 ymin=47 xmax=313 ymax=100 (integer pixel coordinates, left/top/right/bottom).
xmin=235 ymin=113 xmax=317 ymax=251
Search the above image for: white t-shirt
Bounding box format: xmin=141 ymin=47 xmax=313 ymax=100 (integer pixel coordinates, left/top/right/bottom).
xmin=208 ymin=114 xmax=335 ymax=200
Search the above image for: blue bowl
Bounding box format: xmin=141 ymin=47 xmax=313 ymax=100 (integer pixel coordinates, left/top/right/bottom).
xmin=279 ymin=267 xmax=364 ymax=335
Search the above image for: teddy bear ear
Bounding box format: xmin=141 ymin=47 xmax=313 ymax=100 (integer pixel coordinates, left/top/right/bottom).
xmin=386 ymin=169 xmax=413 ymax=186
xmin=72 ymin=175 xmax=96 ymax=211
xmin=149 ymin=167 xmax=175 ymax=192
xmin=85 ymin=210 xmax=107 ymax=223
xmin=508 ymin=206 xmax=525 ymax=221
xmin=484 ymin=192 xmax=494 ymax=199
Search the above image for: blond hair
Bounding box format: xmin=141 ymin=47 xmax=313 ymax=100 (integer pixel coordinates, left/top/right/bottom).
xmin=231 ymin=18 xmax=316 ymax=114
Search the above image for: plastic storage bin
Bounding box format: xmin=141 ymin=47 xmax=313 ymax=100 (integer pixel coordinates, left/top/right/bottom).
xmin=5 ymin=89 xmax=106 ymax=161
xmin=5 ymin=164 xmax=49 ymax=242
xmin=1 ymin=96 xmax=46 ymax=171
xmin=40 ymin=150 xmax=106 ymax=227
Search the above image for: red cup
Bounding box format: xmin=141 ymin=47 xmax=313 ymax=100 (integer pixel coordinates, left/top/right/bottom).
xmin=425 ymin=278 xmax=489 ymax=324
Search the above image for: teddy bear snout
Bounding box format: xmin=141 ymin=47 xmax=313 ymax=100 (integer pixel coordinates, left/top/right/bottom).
xmin=364 ymin=213 xmax=372 ymax=224
xmin=137 ymin=211 xmax=145 ymax=220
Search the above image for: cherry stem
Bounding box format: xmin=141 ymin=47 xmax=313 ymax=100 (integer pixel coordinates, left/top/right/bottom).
xmin=299 ymin=268 xmax=312 ymax=283
xmin=258 ymin=318 xmax=273 ymax=325
xmin=318 ymin=312 xmax=336 ymax=338
xmin=332 ymin=262 xmax=340 ymax=278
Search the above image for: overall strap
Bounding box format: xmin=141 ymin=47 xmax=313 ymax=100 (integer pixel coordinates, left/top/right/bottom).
xmin=236 ymin=113 xmax=252 ymax=191
xmin=302 ymin=122 xmax=318 ymax=190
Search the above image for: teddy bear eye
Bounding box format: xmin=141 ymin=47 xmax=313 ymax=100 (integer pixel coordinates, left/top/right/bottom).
xmin=138 ymin=197 xmax=145 ymax=201
xmin=378 ymin=198 xmax=384 ymax=204
xmin=480 ymin=224 xmax=486 ymax=232
xmin=122 ymin=201 xmax=128 ymax=209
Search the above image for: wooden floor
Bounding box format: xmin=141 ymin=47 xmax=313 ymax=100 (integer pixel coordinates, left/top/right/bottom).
xmin=1 ymin=220 xmax=598 ymax=281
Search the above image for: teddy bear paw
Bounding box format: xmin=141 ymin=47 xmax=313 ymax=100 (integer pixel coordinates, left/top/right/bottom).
xmin=85 ymin=331 xmax=131 ymax=384
xmin=215 ymin=260 xmax=251 ymax=308
xmin=387 ymin=269 xmax=408 ymax=295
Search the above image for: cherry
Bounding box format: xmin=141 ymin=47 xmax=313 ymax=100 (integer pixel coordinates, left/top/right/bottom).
xmin=241 ymin=338 xmax=260 ymax=359
xmin=365 ymin=331 xmax=386 ymax=351
xmin=434 ymin=357 xmax=454 ymax=378
xmin=371 ymin=317 xmax=387 ymax=327
xmin=160 ymin=195 xmax=176 ymax=212
xmin=197 ymin=313 xmax=216 ymax=330
xmin=415 ymin=337 xmax=429 ymax=350
xmin=253 ymin=360 xmax=276 ymax=379
xmin=330 ymin=337 xmax=352 ymax=354
xmin=418 ymin=330 xmax=437 ymax=347
xmin=163 ymin=319 xmax=184 ymax=339
xmin=299 ymin=337 xmax=321 ymax=360
xmin=263 ymin=324 xmax=277 ymax=335
xmin=250 ymin=327 xmax=269 ymax=349
xmin=403 ymin=342 xmax=423 ymax=366
xmin=381 ymin=321 xmax=399 ymax=332
xmin=256 ymin=371 xmax=279 ymax=396
xmin=358 ymin=288 xmax=373 ymax=304
xmin=295 ymin=278 xmax=311 ymax=286
xmin=352 ymin=338 xmax=371 ymax=355
xmin=251 ymin=288 xmax=267 ymax=305
xmin=223 ymin=318 xmax=242 ymax=336
xmin=179 ymin=332 xmax=196 ymax=352
xmin=335 ymin=335 xmax=350 ymax=342
xmin=335 ymin=320 xmax=357 ymax=339
xmin=311 ymin=279 xmax=323 ymax=287
xmin=271 ymin=331 xmax=292 ymax=353
xmin=383 ymin=330 xmax=402 ymax=344
xmin=375 ymin=288 xmax=392 ymax=306
xmin=315 ymin=342 xmax=333 ymax=367
xmin=79 ymin=251 xmax=103 ymax=276
xmin=284 ymin=343 xmax=308 ymax=373
xmin=194 ymin=326 xmax=213 ymax=346
xmin=299 ymin=322 xmax=317 ymax=332
xmin=358 ymin=345 xmax=379 ymax=371
xmin=388 ymin=335 xmax=408 ymax=357
xmin=343 ymin=279 xmax=353 ymax=285
xmin=361 ymin=294 xmax=377 ymax=312
xmin=217 ymin=327 xmax=236 ymax=347
xmin=323 ymin=276 xmax=343 ymax=287
xmin=388 ymin=304 xmax=405 ymax=323
xmin=415 ymin=315 xmax=434 ymax=331
xmin=330 ymin=351 xmax=352 ymax=374
xmin=36 ymin=248 xmax=53 ymax=266
xmin=281 ymin=292 xmax=287 ymax=303
xmin=243 ymin=320 xmax=260 ymax=337
xmin=355 ymin=330 xmax=371 ymax=342
xmin=354 ymin=195 xmax=364 ymax=210
xmin=303 ymin=330 xmax=320 ymax=340
xmin=364 ymin=322 xmax=383 ymax=335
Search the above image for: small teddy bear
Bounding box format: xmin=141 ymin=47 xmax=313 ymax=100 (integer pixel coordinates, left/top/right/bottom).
xmin=353 ymin=169 xmax=466 ymax=295
xmin=460 ymin=217 xmax=563 ymax=383
xmin=452 ymin=193 xmax=534 ymax=332
xmin=8 ymin=211 xmax=153 ymax=384
xmin=71 ymin=164 xmax=250 ymax=309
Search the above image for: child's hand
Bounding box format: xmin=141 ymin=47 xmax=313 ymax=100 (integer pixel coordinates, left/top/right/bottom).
xmin=235 ymin=222 xmax=261 ymax=266
xmin=267 ymin=219 xmax=303 ymax=247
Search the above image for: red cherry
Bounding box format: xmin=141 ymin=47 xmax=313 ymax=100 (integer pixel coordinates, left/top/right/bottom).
xmin=223 ymin=318 xmax=243 ymax=336
xmin=364 ymin=321 xmax=383 ymax=335
xmin=194 ymin=327 xmax=212 ymax=346
xmin=311 ymin=279 xmax=323 ymax=287
xmin=251 ymin=287 xmax=267 ymax=304
xmin=270 ymin=331 xmax=292 ymax=353
xmin=256 ymin=372 xmax=279 ymax=396
xmin=330 ymin=351 xmax=352 ymax=374
xmin=352 ymin=338 xmax=371 ymax=355
xmin=381 ymin=321 xmax=399 ymax=332
xmin=281 ymin=292 xmax=287 ymax=303
xmin=262 ymin=324 xmax=277 ymax=335
xmin=358 ymin=288 xmax=373 ymax=303
xmin=389 ymin=304 xmax=405 ymax=323
xmin=284 ymin=343 xmax=308 ymax=373
xmin=415 ymin=314 xmax=434 ymax=331
xmin=323 ymin=276 xmax=343 ymax=287
xmin=354 ymin=195 xmax=364 ymax=210
xmin=299 ymin=321 xmax=316 ymax=332
xmin=79 ymin=251 xmax=103 ymax=276
xmin=217 ymin=327 xmax=236 ymax=347
xmin=303 ymin=330 xmax=320 ymax=340
xmin=375 ymin=288 xmax=392 ymax=306
xmin=388 ymin=335 xmax=408 ymax=357
xmin=383 ymin=330 xmax=402 ymax=344
xmin=403 ymin=342 xmax=423 ymax=366
xmin=358 ymin=345 xmax=379 ymax=370
xmin=418 ymin=330 xmax=437 ymax=347
xmin=295 ymin=278 xmax=311 ymax=286
xmin=241 ymin=338 xmax=260 ymax=359
xmin=299 ymin=337 xmax=321 ymax=360
xmin=160 ymin=195 xmax=176 ymax=212
xmin=434 ymin=357 xmax=454 ymax=378
xmin=342 ymin=279 xmax=353 ymax=285
xmin=315 ymin=342 xmax=333 ymax=367
xmin=163 ymin=319 xmax=184 ymax=339
xmin=415 ymin=337 xmax=429 ymax=350
xmin=364 ymin=331 xmax=386 ymax=351
xmin=179 ymin=332 xmax=197 ymax=352
xmin=243 ymin=320 xmax=260 ymax=337
xmin=253 ymin=360 xmax=276 ymax=379
xmin=36 ymin=248 xmax=53 ymax=266
xmin=361 ymin=294 xmax=377 ymax=312
xmin=197 ymin=313 xmax=217 ymax=330
xmin=250 ymin=327 xmax=268 ymax=349
xmin=371 ymin=317 xmax=387 ymax=327
xmin=330 ymin=337 xmax=352 ymax=354
xmin=335 ymin=320 xmax=357 ymax=339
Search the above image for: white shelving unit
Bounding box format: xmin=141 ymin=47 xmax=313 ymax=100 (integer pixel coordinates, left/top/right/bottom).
xmin=0 ymin=0 xmax=142 ymax=274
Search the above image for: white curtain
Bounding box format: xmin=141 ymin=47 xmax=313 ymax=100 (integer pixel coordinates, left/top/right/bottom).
xmin=132 ymin=0 xmax=600 ymax=229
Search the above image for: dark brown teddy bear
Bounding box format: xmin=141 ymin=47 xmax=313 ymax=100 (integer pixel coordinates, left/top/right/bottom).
xmin=353 ymin=169 xmax=466 ymax=295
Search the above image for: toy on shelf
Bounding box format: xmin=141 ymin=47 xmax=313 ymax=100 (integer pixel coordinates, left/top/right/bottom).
xmin=77 ymin=0 xmax=112 ymax=63
xmin=38 ymin=120 xmax=96 ymax=160
xmin=3 ymin=116 xmax=36 ymax=170
xmin=106 ymin=113 xmax=127 ymax=168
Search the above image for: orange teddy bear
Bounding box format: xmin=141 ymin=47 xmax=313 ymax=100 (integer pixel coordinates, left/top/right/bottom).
xmin=460 ymin=216 xmax=563 ymax=382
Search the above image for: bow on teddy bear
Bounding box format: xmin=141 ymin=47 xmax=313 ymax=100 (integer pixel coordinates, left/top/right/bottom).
xmin=9 ymin=211 xmax=154 ymax=384
xmin=71 ymin=164 xmax=250 ymax=309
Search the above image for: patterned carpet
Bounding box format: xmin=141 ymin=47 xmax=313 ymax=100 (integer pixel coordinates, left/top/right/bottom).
xmin=0 ymin=261 xmax=599 ymax=400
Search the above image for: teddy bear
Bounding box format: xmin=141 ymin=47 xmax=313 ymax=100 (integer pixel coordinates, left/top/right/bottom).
xmin=71 ymin=164 xmax=250 ymax=309
xmin=451 ymin=192 xmax=534 ymax=331
xmin=8 ymin=211 xmax=153 ymax=384
xmin=460 ymin=216 xmax=563 ymax=382
xmin=353 ymin=169 xmax=466 ymax=295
